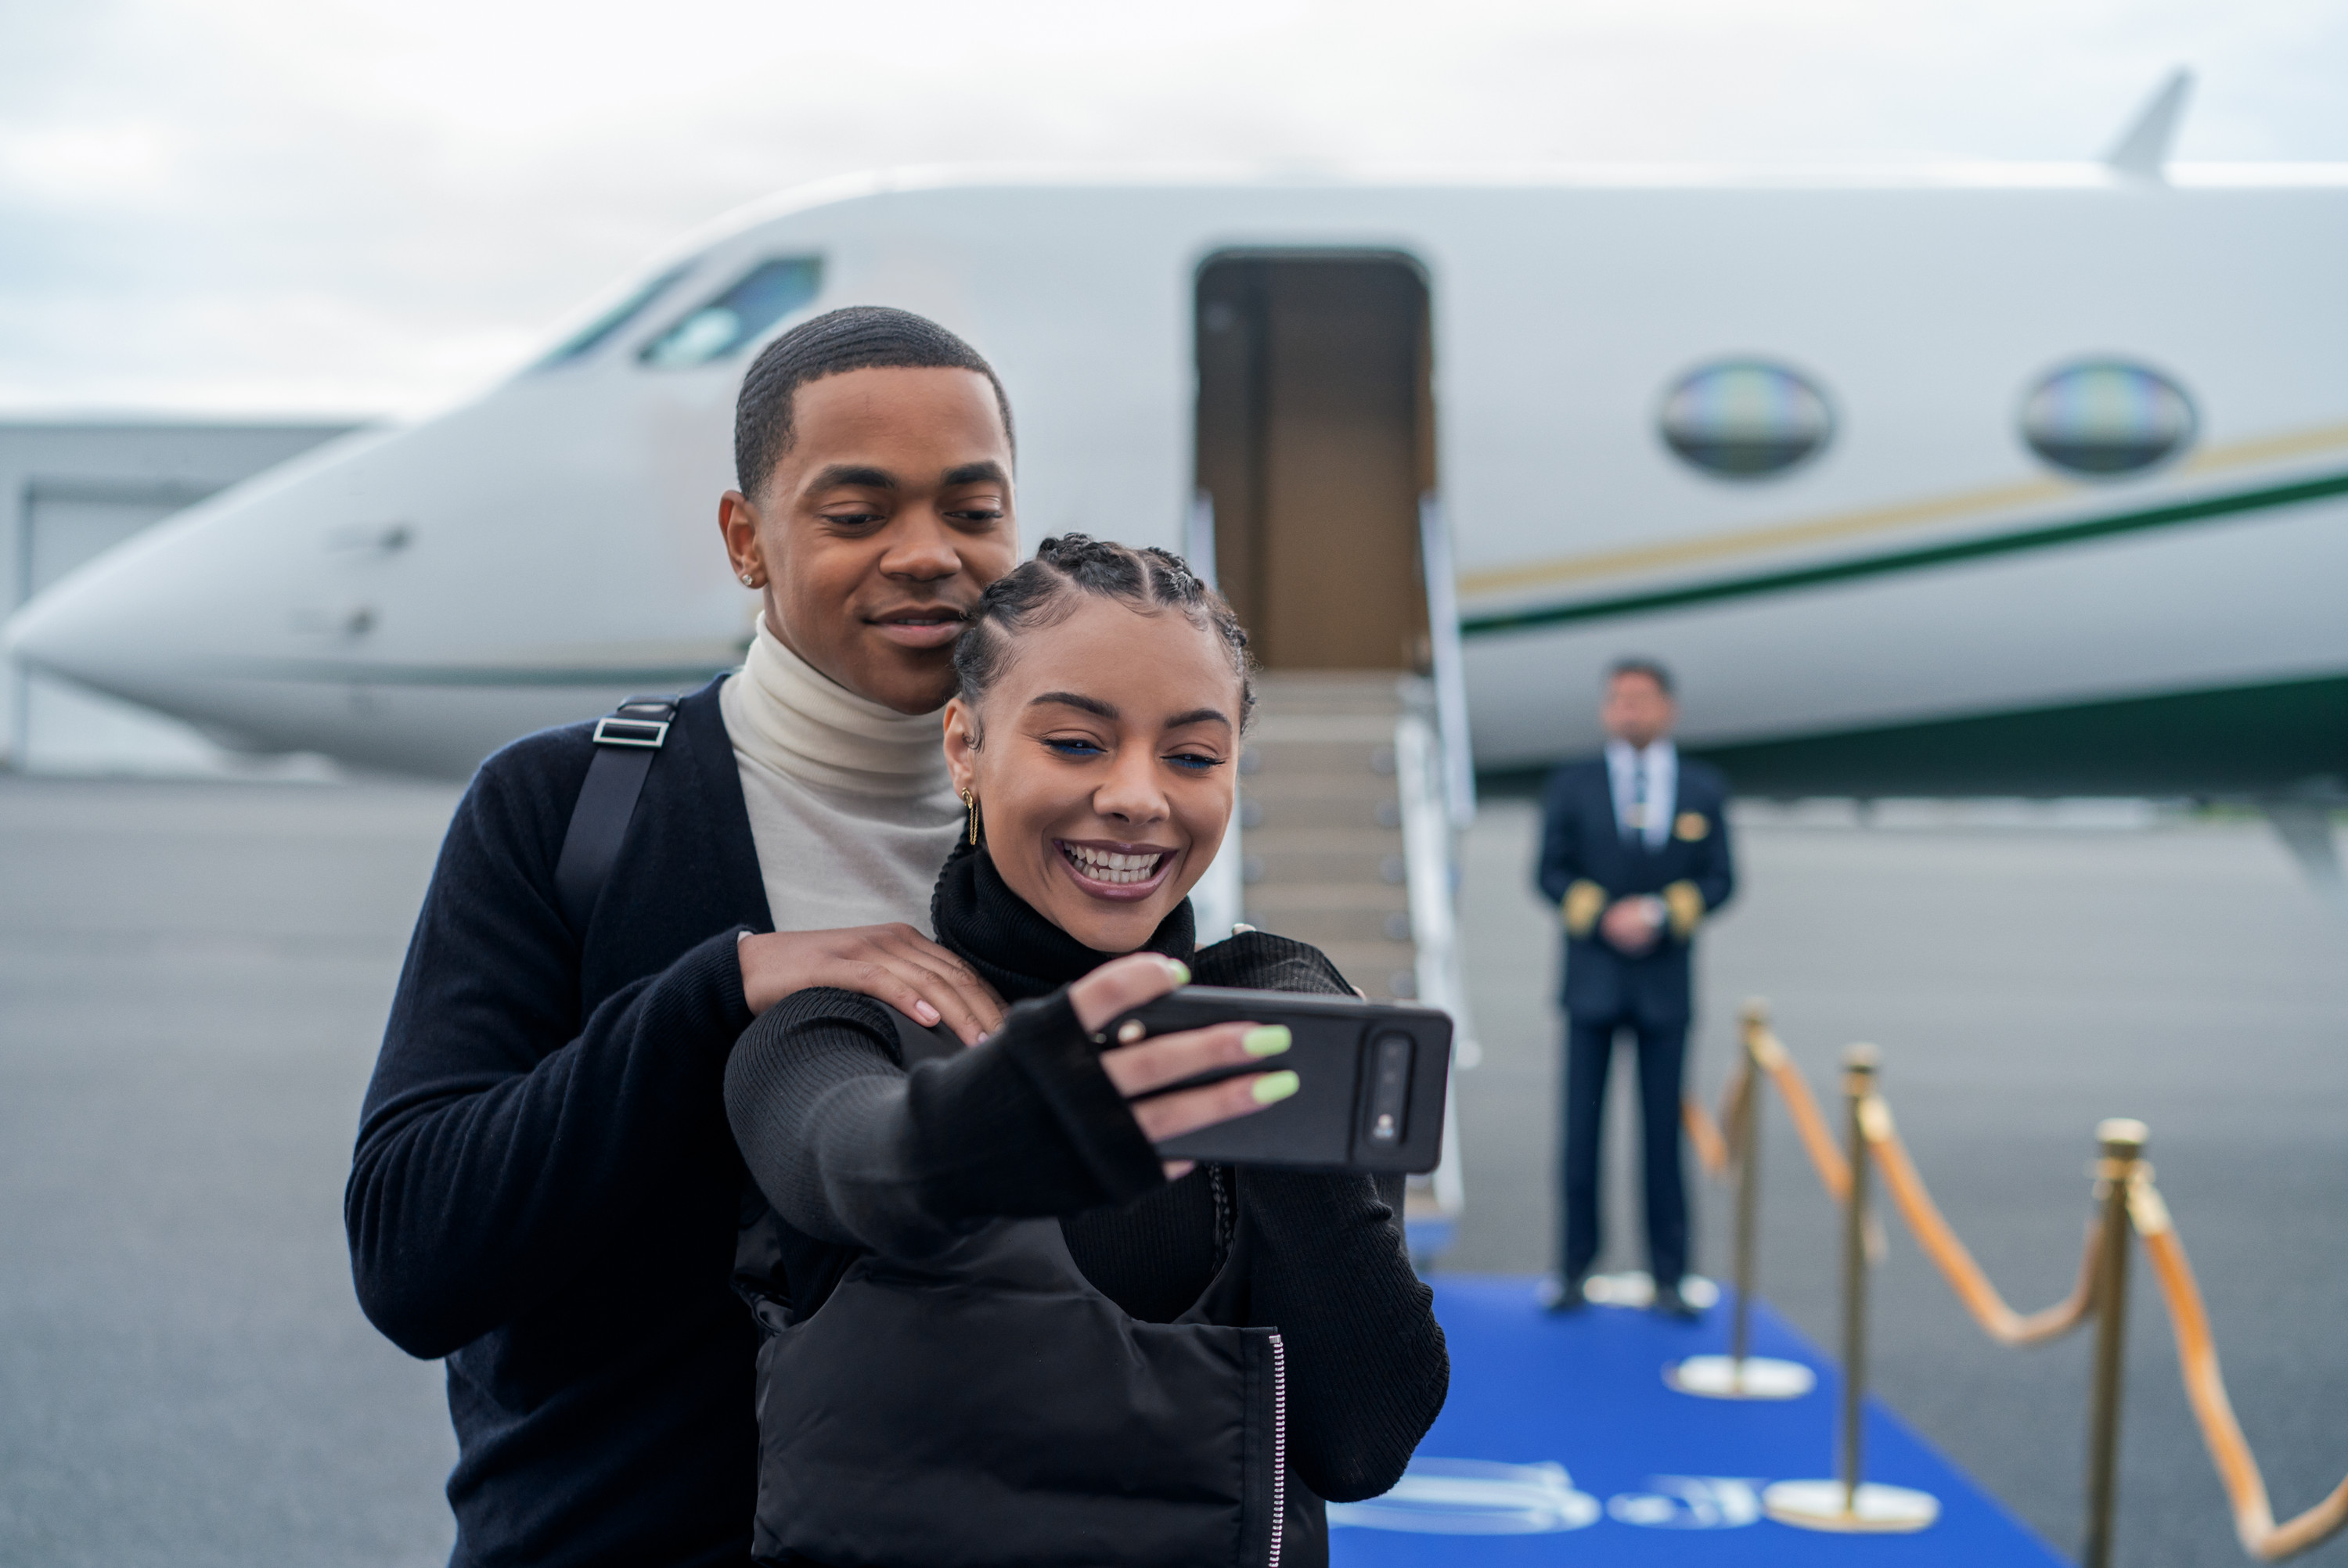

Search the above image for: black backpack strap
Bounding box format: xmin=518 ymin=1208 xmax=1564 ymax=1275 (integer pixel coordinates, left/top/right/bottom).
xmin=553 ymin=696 xmax=679 ymax=935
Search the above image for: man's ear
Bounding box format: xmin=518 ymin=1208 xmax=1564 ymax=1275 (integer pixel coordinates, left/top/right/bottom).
xmin=720 ymin=491 xmax=764 ymax=584
xmin=942 ymin=697 xmax=981 ymax=796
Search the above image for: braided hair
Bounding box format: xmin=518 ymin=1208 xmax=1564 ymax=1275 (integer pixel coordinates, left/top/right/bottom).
xmin=953 ymin=534 xmax=1255 ymax=732
xmin=733 ymin=305 xmax=1015 ymax=499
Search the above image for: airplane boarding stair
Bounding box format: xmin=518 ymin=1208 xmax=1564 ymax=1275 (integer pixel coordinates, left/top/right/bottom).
xmin=1239 ymin=674 xmax=1417 ymax=1003
xmin=1237 ymin=671 xmax=1470 ymax=1260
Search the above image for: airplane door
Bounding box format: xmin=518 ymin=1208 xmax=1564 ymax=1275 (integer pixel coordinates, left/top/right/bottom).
xmin=1194 ymin=254 xmax=1434 ymax=670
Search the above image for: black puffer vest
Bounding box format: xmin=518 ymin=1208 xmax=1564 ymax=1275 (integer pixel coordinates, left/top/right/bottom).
xmin=745 ymin=986 xmax=1334 ymax=1568
xmin=740 ymin=844 xmax=1363 ymax=1567
xmin=751 ymin=1171 xmax=1314 ymax=1566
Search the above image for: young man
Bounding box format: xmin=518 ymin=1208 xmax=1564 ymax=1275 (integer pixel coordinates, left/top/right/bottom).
xmin=348 ymin=307 xmax=1018 ymax=1567
xmin=1533 ymin=658 xmax=1735 ymax=1318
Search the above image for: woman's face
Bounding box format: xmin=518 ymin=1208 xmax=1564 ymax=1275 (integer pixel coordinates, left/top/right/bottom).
xmin=943 ymin=595 xmax=1243 ymax=955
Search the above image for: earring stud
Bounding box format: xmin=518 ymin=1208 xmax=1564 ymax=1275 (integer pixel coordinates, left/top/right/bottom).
xmin=740 ymin=573 xmax=756 ymax=587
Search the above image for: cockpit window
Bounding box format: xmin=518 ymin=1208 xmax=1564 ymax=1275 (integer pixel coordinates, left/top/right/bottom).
xmin=533 ymin=261 xmax=698 ymax=369
xmin=1658 ymin=361 xmax=1835 ymax=480
xmin=639 ymin=257 xmax=824 ymax=369
xmin=2020 ymin=361 xmax=2196 ymax=477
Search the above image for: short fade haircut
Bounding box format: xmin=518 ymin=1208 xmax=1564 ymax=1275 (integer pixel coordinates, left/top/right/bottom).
xmin=733 ymin=305 xmax=1015 ymax=500
xmin=1608 ymin=656 xmax=1675 ymax=696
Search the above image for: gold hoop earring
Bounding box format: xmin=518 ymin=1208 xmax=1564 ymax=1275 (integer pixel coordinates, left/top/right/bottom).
xmin=960 ymin=788 xmax=980 ymax=846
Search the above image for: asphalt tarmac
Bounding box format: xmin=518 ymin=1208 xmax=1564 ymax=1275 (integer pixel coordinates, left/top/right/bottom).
xmin=1450 ymin=796 xmax=2348 ymax=1568
xmin=1 ymin=776 xmax=2342 ymax=1566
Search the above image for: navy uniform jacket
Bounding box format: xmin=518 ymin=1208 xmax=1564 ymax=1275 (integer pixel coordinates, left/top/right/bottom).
xmin=1535 ymin=755 xmax=1735 ymax=1024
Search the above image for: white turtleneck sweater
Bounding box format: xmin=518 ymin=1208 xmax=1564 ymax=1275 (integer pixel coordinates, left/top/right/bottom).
xmin=719 ymin=615 xmax=963 ymax=936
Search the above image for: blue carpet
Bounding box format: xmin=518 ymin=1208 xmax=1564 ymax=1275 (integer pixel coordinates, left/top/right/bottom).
xmin=1328 ymin=1277 xmax=2066 ymax=1566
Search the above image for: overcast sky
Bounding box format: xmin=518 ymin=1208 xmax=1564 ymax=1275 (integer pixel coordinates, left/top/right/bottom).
xmin=3 ymin=0 xmax=2344 ymax=419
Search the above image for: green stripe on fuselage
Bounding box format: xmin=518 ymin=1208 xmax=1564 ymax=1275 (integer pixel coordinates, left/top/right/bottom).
xmin=1480 ymin=672 xmax=2348 ymax=798
xmin=1460 ymin=469 xmax=2348 ymax=638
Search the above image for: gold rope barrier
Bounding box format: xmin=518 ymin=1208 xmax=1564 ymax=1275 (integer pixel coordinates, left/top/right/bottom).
xmin=1686 ymin=1006 xmax=1847 ymax=1198
xmin=2128 ymin=1174 xmax=2348 ymax=1561
xmin=1683 ymin=1081 xmax=1733 ymax=1178
xmin=1858 ymin=1094 xmax=2100 ymax=1347
xmin=1686 ymin=1015 xmax=2346 ymax=1560
xmin=1752 ymin=1024 xmax=1851 ymax=1202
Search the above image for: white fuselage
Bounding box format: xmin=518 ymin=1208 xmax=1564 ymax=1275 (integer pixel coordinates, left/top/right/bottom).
xmin=12 ymin=164 xmax=2348 ymax=783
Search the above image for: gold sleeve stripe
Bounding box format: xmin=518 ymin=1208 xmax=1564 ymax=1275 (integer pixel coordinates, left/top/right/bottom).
xmin=1663 ymin=880 xmax=1705 ymax=940
xmin=1562 ymin=880 xmax=1608 ymax=938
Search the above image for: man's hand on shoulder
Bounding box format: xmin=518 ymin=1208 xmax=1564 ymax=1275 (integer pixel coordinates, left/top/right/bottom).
xmin=737 ymin=926 xmax=1006 ymax=1044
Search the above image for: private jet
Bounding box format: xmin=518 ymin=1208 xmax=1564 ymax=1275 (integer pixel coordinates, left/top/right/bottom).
xmin=9 ymin=72 xmax=2346 ymax=898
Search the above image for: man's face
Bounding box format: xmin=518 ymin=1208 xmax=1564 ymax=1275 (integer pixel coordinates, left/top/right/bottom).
xmin=1601 ymin=671 xmax=1676 ymax=749
xmin=720 ymin=365 xmax=1018 ymax=714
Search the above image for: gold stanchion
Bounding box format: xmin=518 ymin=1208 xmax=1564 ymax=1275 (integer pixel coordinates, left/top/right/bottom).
xmin=1668 ymin=1000 xmax=1816 ymax=1401
xmin=2083 ymin=1119 xmax=2147 ymax=1568
xmin=1763 ymin=1045 xmax=1939 ymax=1533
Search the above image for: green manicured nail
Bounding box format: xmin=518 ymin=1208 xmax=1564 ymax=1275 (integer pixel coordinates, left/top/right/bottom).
xmin=1251 ymin=1070 xmax=1301 ymax=1104
xmin=1241 ymin=1026 xmax=1292 ymax=1058
xmin=1165 ymin=959 xmax=1191 ymax=986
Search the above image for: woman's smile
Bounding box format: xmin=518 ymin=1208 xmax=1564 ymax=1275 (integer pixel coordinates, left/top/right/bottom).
xmin=1054 ymin=838 xmax=1179 ymax=901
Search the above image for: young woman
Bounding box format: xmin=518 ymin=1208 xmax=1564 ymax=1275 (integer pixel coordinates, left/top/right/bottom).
xmin=726 ymin=536 xmax=1449 ymax=1568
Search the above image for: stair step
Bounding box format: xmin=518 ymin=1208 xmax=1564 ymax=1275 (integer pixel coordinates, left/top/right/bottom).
xmin=1243 ymin=739 xmax=1395 ymax=777
xmin=1240 ymin=903 xmax=1413 ymax=943
xmin=1249 ymin=852 xmax=1404 ymax=885
xmin=1248 ymin=713 xmax=1399 ymax=744
xmin=1234 ymin=674 xmax=1421 ymax=1003
xmin=1254 ymin=673 xmax=1407 ymax=715
xmin=1244 ymin=794 xmax=1401 ymax=831
xmin=1236 ymin=771 xmax=1397 ymax=804
xmin=1241 ymin=880 xmax=1407 ymax=915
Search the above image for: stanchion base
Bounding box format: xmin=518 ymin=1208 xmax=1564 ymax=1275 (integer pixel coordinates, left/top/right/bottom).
xmin=1761 ymin=1480 xmax=1939 ymax=1533
xmin=1665 ymin=1354 xmax=1817 ymax=1401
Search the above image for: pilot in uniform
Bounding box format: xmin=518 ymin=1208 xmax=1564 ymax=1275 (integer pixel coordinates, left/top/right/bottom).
xmin=1534 ymin=658 xmax=1734 ymax=1317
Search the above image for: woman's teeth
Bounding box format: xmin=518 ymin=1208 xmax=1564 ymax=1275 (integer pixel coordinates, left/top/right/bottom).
xmin=1061 ymin=843 xmax=1165 ymax=886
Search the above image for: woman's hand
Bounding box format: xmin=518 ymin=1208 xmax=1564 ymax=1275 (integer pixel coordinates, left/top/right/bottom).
xmin=737 ymin=926 xmax=1007 ymax=1045
xmin=1071 ymin=952 xmax=1297 ymax=1180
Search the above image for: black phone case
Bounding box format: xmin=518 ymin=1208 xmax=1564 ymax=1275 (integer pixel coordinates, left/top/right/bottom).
xmin=1106 ymin=987 xmax=1452 ymax=1173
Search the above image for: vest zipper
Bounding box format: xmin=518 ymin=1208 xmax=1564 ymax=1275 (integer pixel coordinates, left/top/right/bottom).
xmin=1268 ymin=1332 xmax=1287 ymax=1568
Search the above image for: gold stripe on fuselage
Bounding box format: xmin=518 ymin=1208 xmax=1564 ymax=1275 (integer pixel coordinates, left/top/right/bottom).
xmin=1455 ymin=419 xmax=2348 ymax=602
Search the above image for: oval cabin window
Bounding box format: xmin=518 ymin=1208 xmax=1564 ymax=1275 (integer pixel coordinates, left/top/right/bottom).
xmin=1658 ymin=361 xmax=1835 ymax=479
xmin=2019 ymin=361 xmax=2197 ymax=477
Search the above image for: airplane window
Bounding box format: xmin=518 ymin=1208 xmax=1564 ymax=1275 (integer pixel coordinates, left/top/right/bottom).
xmin=639 ymin=257 xmax=823 ymax=369
xmin=2020 ymin=361 xmax=2196 ymax=476
xmin=533 ymin=261 xmax=697 ymax=369
xmin=1658 ymin=361 xmax=1834 ymax=479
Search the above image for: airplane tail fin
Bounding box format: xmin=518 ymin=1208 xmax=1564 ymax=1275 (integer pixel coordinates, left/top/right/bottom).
xmin=2105 ymin=68 xmax=2193 ymax=183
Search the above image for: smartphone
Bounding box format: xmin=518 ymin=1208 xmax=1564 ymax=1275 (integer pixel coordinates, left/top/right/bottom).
xmin=1107 ymin=987 xmax=1452 ymax=1173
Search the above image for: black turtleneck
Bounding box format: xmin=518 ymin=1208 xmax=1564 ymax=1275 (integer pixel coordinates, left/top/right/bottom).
xmin=723 ymin=840 xmax=1449 ymax=1503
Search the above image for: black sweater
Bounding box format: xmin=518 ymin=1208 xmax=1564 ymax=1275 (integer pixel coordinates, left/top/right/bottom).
xmin=725 ymin=839 xmax=1450 ymax=1504
xmin=347 ymin=678 xmax=770 ymax=1568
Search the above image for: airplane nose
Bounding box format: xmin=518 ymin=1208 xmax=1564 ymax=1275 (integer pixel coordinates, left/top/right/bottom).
xmin=4 ymin=429 xmax=399 ymax=755
xmin=5 ymin=378 xmax=747 ymax=777
xmin=9 ymin=538 xmax=149 ymax=693
xmin=5 ymin=487 xmax=288 ymax=750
